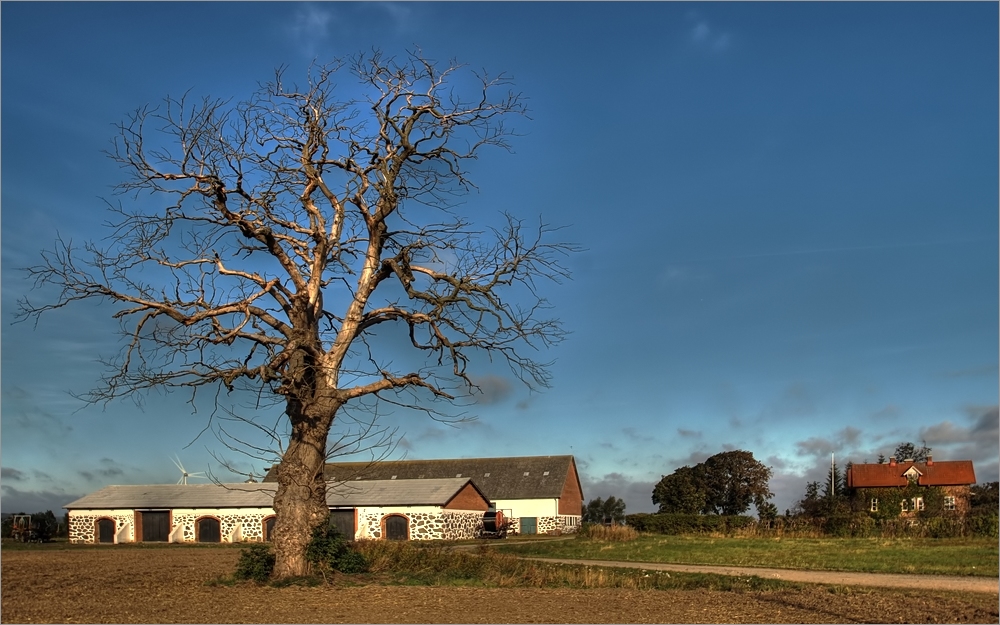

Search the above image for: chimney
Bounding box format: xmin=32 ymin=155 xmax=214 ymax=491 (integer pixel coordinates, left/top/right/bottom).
xmin=926 ymin=455 xmax=933 ymax=466
xmin=889 ymin=457 xmax=897 ymax=466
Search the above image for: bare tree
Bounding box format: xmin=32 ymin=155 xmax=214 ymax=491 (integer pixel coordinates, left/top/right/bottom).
xmin=18 ymin=51 xmax=572 ymax=578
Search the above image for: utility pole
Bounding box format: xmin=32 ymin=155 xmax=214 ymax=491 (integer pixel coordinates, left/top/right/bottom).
xmin=831 ymin=452 xmax=835 ymax=498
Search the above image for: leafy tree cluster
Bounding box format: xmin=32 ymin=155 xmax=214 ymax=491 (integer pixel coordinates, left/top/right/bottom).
xmin=893 ymin=441 xmax=932 ymax=462
xmin=652 ymin=450 xmax=774 ymax=516
xmin=796 ymin=462 xmax=851 ymax=518
xmin=581 ymin=496 xmax=626 ymax=525
xmin=970 ymin=482 xmax=999 ymax=516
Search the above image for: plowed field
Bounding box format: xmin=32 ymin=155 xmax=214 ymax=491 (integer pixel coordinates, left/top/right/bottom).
xmin=2 ymin=546 xmax=996 ymax=623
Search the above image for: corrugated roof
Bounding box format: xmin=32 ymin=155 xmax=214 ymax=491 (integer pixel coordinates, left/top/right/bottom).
xmin=847 ymin=461 xmax=976 ymax=488
xmin=265 ymin=455 xmax=579 ymax=500
xmin=64 ymin=478 xmax=485 ymax=510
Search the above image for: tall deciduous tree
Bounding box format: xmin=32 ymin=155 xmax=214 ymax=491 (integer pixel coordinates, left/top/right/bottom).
xmin=652 ymin=465 xmax=707 ymax=514
xmin=652 ymin=450 xmax=773 ymax=516
xmin=18 ymin=52 xmax=572 ymax=578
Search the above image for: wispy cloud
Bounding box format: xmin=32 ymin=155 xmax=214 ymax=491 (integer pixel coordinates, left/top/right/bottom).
xmin=468 ymin=375 xmax=514 ymax=405
xmin=1 ymin=467 xmax=27 ymax=481
xmin=287 ymin=4 xmax=335 ymax=57
xmin=688 ymin=14 xmax=732 ymax=53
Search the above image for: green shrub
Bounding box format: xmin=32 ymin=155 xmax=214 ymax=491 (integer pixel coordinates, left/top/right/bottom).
xmin=969 ymin=514 xmax=999 ymax=539
xmin=233 ymin=543 xmax=276 ymax=583
xmin=306 ymin=524 xmax=369 ymax=576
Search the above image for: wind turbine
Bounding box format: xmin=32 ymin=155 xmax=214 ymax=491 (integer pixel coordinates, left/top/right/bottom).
xmin=172 ymin=456 xmax=206 ymax=485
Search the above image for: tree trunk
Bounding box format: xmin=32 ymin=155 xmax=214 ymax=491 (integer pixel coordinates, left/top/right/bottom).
xmin=270 ymin=401 xmax=336 ymax=579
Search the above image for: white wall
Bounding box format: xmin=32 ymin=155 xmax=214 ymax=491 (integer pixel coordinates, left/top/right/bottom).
xmin=492 ymin=498 xmax=558 ymax=519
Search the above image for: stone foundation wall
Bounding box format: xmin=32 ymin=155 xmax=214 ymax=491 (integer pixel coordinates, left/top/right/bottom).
xmin=69 ymin=508 xmax=275 ymax=544
xmin=69 ymin=510 xmax=136 ymax=543
xmin=506 ymin=515 xmax=581 ymax=535
xmin=359 ymin=509 xmax=484 ymax=540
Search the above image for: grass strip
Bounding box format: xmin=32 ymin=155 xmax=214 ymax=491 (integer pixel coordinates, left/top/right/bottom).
xmin=495 ymin=534 xmax=999 ymax=577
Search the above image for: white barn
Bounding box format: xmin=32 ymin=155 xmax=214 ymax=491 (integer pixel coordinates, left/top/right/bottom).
xmin=65 ymin=477 xmax=490 ymax=544
xmin=282 ymin=455 xmax=585 ymax=535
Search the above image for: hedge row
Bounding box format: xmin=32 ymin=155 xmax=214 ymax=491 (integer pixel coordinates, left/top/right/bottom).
xmin=817 ymin=513 xmax=999 ymax=539
xmin=625 ymin=512 xmax=998 ymax=538
xmin=624 ymin=513 xmax=756 ymax=535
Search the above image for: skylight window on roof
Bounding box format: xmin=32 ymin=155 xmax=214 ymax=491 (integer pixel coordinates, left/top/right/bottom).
xmin=456 ymin=473 xmax=462 ymax=478
xmin=523 ymin=472 xmax=530 ymax=476
xmin=543 ymin=471 xmax=550 ymax=476
xmin=391 ymin=475 xmax=397 ymax=479
xmin=484 ymin=472 xmax=490 ymax=477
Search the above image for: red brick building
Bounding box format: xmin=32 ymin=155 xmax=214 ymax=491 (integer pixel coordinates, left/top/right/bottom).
xmin=846 ymin=456 xmax=976 ymax=515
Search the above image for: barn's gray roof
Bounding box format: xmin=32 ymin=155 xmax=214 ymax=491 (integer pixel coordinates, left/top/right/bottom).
xmin=264 ymin=455 xmax=580 ymax=501
xmin=64 ymin=478 xmax=484 ymax=510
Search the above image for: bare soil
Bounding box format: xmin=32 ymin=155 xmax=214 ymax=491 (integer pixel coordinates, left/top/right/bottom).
xmin=2 ymin=546 xmax=997 ymax=624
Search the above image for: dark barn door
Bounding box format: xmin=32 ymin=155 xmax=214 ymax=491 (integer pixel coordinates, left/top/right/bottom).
xmin=264 ymin=517 xmax=276 ymax=541
xmin=197 ymin=517 xmax=221 ymax=543
xmin=141 ymin=511 xmax=170 ymax=542
xmin=97 ymin=519 xmax=115 ymax=543
xmin=329 ymin=509 xmax=356 ymax=540
xmin=385 ymin=515 xmax=408 ymax=540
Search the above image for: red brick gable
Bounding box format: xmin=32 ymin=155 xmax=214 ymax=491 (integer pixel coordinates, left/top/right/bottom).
xmin=847 ymin=461 xmax=976 ymax=488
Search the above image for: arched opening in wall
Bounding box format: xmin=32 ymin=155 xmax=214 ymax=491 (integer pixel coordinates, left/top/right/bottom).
xmin=263 ymin=516 xmax=276 ymax=541
xmin=96 ymin=518 xmax=115 ymax=543
xmin=384 ymin=515 xmax=409 ymax=541
xmin=196 ymin=517 xmax=221 ymax=543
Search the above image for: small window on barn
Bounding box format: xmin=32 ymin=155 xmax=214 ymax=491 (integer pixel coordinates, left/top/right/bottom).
xmin=913 ymin=497 xmax=925 ymax=511
xmin=944 ymin=496 xmax=956 ymax=511
xmin=484 ymin=472 xmax=490 ymax=477
xmin=870 ymin=498 xmax=878 ymax=512
xmin=543 ymin=471 xmax=550 ymax=476
xmin=523 ymin=472 xmax=530 ymax=476
xmin=900 ymin=500 xmax=909 ymax=512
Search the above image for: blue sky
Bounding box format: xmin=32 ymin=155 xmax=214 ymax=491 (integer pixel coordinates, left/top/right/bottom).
xmin=2 ymin=2 xmax=997 ymax=516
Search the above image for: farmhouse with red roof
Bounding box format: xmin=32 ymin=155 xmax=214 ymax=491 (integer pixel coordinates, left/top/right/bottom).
xmin=846 ymin=456 xmax=976 ymax=516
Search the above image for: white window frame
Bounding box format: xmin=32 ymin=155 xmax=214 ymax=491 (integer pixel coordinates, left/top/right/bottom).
xmin=870 ymin=498 xmax=879 ymax=512
xmin=900 ymin=499 xmax=909 ymax=512
xmin=913 ymin=497 xmax=925 ymax=511
xmin=943 ymin=496 xmax=956 ymax=511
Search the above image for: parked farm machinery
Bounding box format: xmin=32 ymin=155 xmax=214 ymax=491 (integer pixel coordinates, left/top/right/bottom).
xmin=478 ymin=509 xmax=515 ymax=539
xmin=10 ymin=514 xmax=49 ymax=543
